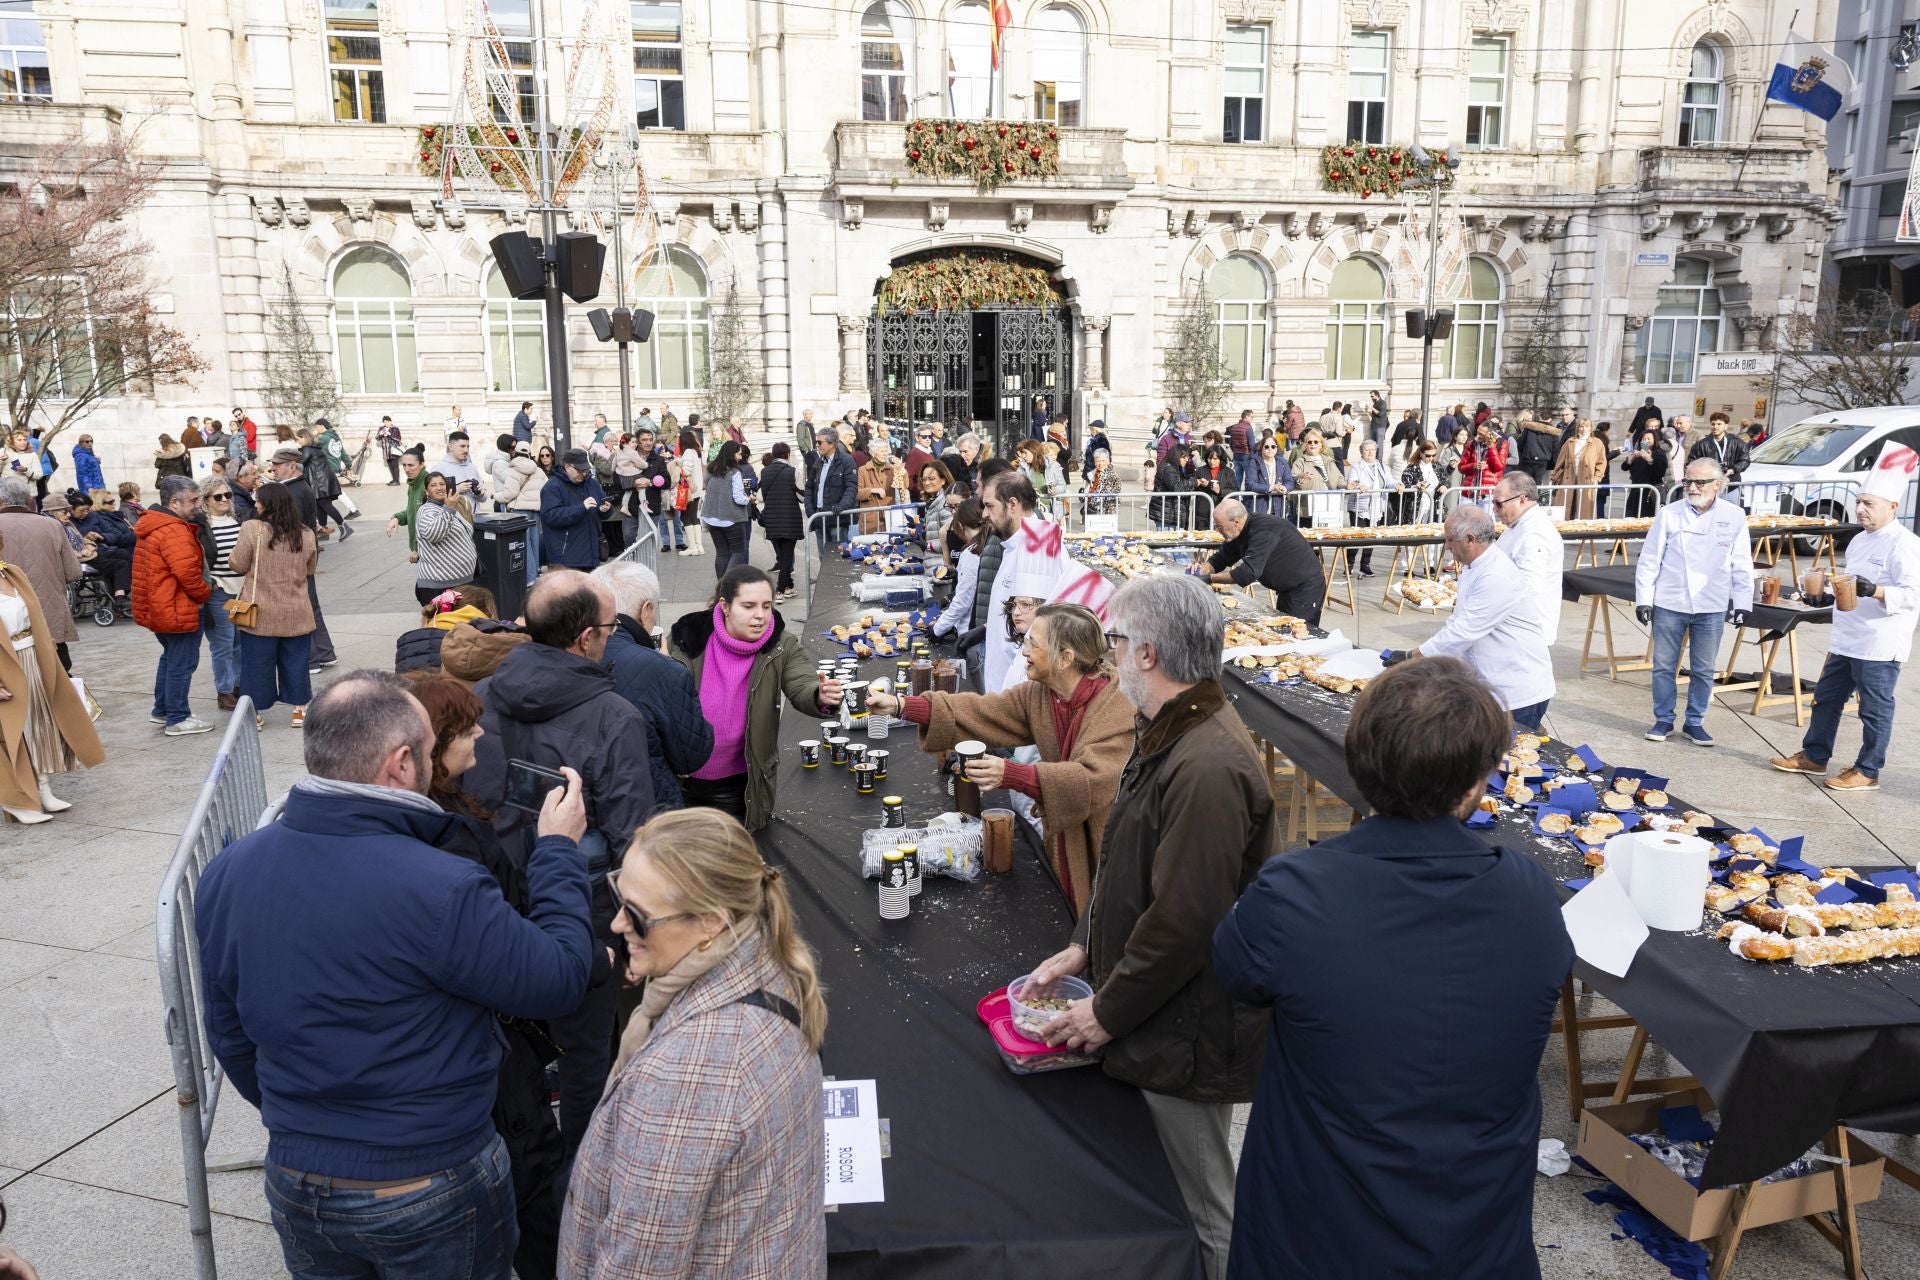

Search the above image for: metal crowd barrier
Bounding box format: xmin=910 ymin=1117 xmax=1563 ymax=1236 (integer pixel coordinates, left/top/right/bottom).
xmin=155 ymin=703 xmax=273 ymax=1280
xmin=1066 ymin=489 xmax=1215 ymax=535
xmin=1663 ymin=476 xmax=1862 ymax=523
xmin=615 ymin=509 xmax=660 ymax=573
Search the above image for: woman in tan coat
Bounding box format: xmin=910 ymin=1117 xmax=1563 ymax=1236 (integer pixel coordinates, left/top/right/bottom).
xmin=0 ymin=529 xmax=105 ymax=824
xmin=226 ymin=481 xmax=317 ymax=728
xmin=856 ymin=436 xmax=906 ymax=534
xmin=1550 ymin=418 xmax=1609 ymax=518
xmin=866 ymin=603 xmax=1133 ymax=915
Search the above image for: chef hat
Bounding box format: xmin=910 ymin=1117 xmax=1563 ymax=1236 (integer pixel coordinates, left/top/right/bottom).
xmin=1863 ymin=443 xmax=1917 ymax=505
xmin=1010 ymin=571 xmax=1057 ymax=602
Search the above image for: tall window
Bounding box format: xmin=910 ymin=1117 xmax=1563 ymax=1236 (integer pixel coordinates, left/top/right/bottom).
xmin=948 ymin=2 xmax=995 ymax=117
xmin=1212 ymin=256 xmax=1270 ymax=382
xmin=1346 ymin=30 xmax=1389 ymax=144
xmin=486 ymin=266 xmax=547 ymax=394
xmin=326 ymin=1 xmax=384 ymax=122
xmin=1032 ymin=5 xmax=1085 ymax=126
xmin=1223 ymin=26 xmax=1266 ymax=144
xmin=632 ymin=2 xmax=685 ymax=130
xmin=1466 ymin=36 xmax=1506 ymax=148
xmin=861 ymin=1 xmax=914 ymax=122
xmin=332 ymin=246 xmax=417 ymax=395
xmin=0 ymin=1 xmax=51 ymax=103
xmin=1325 ymin=257 xmax=1387 ymax=382
xmin=634 ymin=247 xmax=709 ymax=392
xmin=491 ymin=0 xmax=538 ymax=123
xmin=1679 ymin=42 xmax=1721 ymax=146
xmin=1638 ymin=256 xmax=1721 ymax=385
xmin=1442 ymin=257 xmax=1503 ymax=380
xmin=0 ymin=279 xmax=108 ymax=399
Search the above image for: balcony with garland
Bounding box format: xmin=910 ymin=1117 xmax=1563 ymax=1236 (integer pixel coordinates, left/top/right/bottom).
xmin=830 ymin=120 xmax=1132 ymax=203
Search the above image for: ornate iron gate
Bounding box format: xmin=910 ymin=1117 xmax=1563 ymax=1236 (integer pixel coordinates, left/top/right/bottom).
xmin=869 ymin=309 xmax=971 ymax=440
xmin=867 ymin=305 xmax=1073 ymax=459
xmin=991 ymin=305 xmax=1072 ymax=458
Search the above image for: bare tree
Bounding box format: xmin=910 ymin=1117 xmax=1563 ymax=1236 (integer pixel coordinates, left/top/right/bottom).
xmin=1500 ymin=268 xmax=1578 ymax=421
xmin=1764 ymin=290 xmax=1915 ymax=414
xmin=260 ymin=260 xmax=345 ymax=432
xmin=701 ymin=283 xmax=757 ymax=429
xmin=1161 ymin=287 xmax=1231 ymax=431
xmin=0 ymin=129 xmax=208 ymax=445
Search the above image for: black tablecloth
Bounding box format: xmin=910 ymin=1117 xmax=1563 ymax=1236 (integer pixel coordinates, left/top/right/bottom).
xmin=765 ymin=553 xmax=1203 ymax=1279
xmin=1562 ymin=564 xmax=1834 ymax=637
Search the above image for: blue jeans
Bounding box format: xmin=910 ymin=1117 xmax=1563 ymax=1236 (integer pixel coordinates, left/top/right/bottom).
xmin=202 ymin=587 xmax=238 ymax=695
xmin=152 ymin=630 xmax=201 ymax=726
xmin=1801 ymin=653 xmax=1900 ymax=778
xmin=654 ymin=509 xmax=684 ymax=549
xmin=1650 ymin=608 xmax=1725 ymax=729
xmin=1511 ymin=700 xmax=1550 ymax=733
xmin=264 ymin=1132 xmax=516 ymax=1280
xmin=522 ymin=522 xmax=541 ymax=584
xmin=1232 ymin=456 xmax=1251 ymax=492
xmin=238 ymin=630 xmax=313 ymax=712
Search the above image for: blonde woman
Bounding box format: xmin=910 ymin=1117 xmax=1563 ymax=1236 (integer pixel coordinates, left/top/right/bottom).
xmin=560 ymin=808 xmax=826 ymax=1280
xmin=0 ymin=526 xmax=105 ymax=824
xmin=1550 ymin=418 xmax=1608 ymax=518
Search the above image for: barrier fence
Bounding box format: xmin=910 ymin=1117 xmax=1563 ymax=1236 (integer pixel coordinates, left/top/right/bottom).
xmin=155 ymin=703 xmax=272 ymax=1280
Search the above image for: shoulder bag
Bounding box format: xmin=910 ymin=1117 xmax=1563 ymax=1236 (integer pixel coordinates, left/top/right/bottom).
xmin=224 ymin=525 xmax=262 ymax=629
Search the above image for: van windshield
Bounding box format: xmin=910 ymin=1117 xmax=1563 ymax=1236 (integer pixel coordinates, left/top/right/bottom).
xmin=1749 ymin=423 xmax=1871 ymax=467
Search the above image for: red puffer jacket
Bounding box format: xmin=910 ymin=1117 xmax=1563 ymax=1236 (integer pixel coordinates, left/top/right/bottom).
xmin=132 ymin=508 xmax=211 ymax=633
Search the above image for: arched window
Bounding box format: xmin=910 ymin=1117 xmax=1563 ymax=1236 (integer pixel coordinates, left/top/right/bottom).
xmin=1324 ymin=257 xmax=1386 ymax=382
xmin=331 ymin=245 xmax=417 ymax=395
xmin=1032 ymin=5 xmax=1085 ymax=126
xmin=1680 ymin=42 xmax=1721 ymax=146
xmin=1442 ymin=256 xmax=1502 ymax=380
xmin=634 ymin=247 xmax=709 ymax=392
xmin=486 ymin=265 xmax=547 ymax=394
xmin=1211 ymin=255 xmax=1269 ymax=383
xmin=861 ymin=2 xmax=915 ymax=122
xmin=1639 ymin=256 xmax=1721 ymax=385
xmin=948 ymin=3 xmax=995 ymax=117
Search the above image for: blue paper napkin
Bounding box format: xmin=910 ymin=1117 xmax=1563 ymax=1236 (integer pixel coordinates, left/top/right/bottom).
xmin=1815 ymin=881 xmax=1859 ymax=904
xmin=1570 ymin=744 xmax=1607 ymax=772
xmin=1548 ymin=780 xmax=1600 ymax=815
xmin=1845 ymin=877 xmax=1888 ymax=904
xmin=1871 ymin=868 xmax=1920 ymax=895
xmin=1533 ymin=808 xmax=1576 ymax=838
xmin=1464 ymin=808 xmax=1497 ymax=829
xmin=1564 ymin=876 xmax=1593 ymax=891
xmin=1658 ymin=1105 xmax=1717 ymax=1144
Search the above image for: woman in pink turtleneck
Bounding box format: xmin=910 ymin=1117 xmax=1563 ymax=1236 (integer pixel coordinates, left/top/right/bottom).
xmin=668 ymin=565 xmax=841 ymax=828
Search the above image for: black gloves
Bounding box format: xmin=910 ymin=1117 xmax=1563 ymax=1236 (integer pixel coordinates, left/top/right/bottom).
xmin=1852 ymin=577 xmax=1877 ymax=601
xmin=1634 ymin=605 xmax=1653 ymax=625
xmin=1380 ymin=649 xmax=1412 ymax=667
xmin=1727 ymin=607 xmax=1748 ymax=628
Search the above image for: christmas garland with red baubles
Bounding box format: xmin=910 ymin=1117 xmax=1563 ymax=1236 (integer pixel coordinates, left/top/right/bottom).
xmin=877 ymin=249 xmax=1064 ymax=313
xmin=1319 ymin=143 xmax=1455 ymax=200
xmin=903 ymin=118 xmax=1061 ymax=191
xmin=415 ymin=124 xmax=590 ymax=190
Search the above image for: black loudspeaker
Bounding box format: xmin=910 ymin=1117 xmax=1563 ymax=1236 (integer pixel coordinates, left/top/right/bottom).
xmin=1404 ymin=308 xmax=1426 ymax=340
xmin=587 ymin=307 xmax=656 ymax=344
xmin=554 ymin=232 xmax=605 ymax=303
xmin=1430 ymin=308 xmax=1456 ymax=341
xmin=587 ymin=308 xmax=614 ymax=342
xmin=624 ymin=307 xmax=654 ymax=343
xmin=490 ymin=231 xmax=545 ymax=300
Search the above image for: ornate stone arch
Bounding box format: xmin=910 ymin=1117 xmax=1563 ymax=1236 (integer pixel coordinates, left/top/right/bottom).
xmin=1670 ymin=8 xmax=1757 ymax=79
xmin=1303 ymin=229 xmax=1395 ymax=299
xmin=1177 ymin=226 xmax=1297 ymax=298
xmin=290 ymin=212 xmax=448 ymax=300
xmin=863 ymin=234 xmax=1079 ymax=306
xmin=1468 ymin=225 xmax=1541 ymax=298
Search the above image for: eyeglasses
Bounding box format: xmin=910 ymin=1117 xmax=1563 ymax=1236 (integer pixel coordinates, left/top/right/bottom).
xmin=606 ymin=873 xmax=698 ymax=938
xmin=1682 ymin=477 xmax=1719 ymax=489
xmin=208 ymin=492 xmax=232 ymax=501
xmin=585 ymin=618 xmax=620 ymax=634
xmin=1490 ymin=494 xmax=1520 ymax=508
xmin=1103 ymin=630 xmax=1129 ymax=645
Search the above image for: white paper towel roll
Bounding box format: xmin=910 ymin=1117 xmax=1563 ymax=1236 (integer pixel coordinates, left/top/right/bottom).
xmin=1605 ymin=829 xmax=1713 ymax=932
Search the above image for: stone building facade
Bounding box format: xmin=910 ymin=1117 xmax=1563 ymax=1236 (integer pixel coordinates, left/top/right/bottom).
xmin=0 ymin=0 xmax=1842 ymax=478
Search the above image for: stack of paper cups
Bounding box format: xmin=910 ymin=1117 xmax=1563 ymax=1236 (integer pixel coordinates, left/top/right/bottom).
xmin=867 ymin=677 xmax=891 ymax=738
xmin=877 ymin=883 xmax=911 ymax=920
xmin=1606 ymin=829 xmax=1713 ymax=931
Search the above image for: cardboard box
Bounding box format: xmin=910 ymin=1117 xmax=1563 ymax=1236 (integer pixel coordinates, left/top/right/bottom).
xmin=1576 ymin=1088 xmax=1885 ymax=1241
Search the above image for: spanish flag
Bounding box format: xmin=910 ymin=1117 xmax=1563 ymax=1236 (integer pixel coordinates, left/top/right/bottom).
xmin=991 ymin=0 xmax=1011 ymax=69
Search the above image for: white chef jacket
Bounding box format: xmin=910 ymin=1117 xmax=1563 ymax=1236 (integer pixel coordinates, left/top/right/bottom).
xmin=1634 ymin=497 xmax=1755 ymax=615
xmin=1420 ymin=545 xmax=1557 ymax=711
xmin=1498 ymin=503 xmax=1565 ymax=641
xmin=1832 ymin=521 xmax=1920 ymax=663
xmin=984 ymin=515 xmax=1064 ymax=691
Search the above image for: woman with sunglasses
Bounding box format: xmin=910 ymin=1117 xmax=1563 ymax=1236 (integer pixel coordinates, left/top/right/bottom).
xmin=195 ymin=477 xmax=243 ymax=711
xmin=1245 ymin=434 xmax=1293 ymax=516
xmin=225 ymin=482 xmax=317 ymax=728
xmin=668 ymin=565 xmax=842 ymax=828
xmin=562 ymin=807 xmax=826 ymax=1280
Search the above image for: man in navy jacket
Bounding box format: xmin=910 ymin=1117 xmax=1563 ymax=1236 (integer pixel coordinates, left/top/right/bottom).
xmin=803 ymin=426 xmax=857 ymax=551
xmin=1213 ymin=657 xmax=1571 ymax=1280
xmin=197 ymin=671 xmax=593 ymax=1277
xmin=538 ymin=448 xmax=610 ymax=570
xmin=591 ymin=560 xmax=712 ymax=809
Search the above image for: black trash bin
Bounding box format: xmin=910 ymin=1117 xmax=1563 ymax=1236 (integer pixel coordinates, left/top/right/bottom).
xmin=471 ymin=512 xmax=535 ymax=621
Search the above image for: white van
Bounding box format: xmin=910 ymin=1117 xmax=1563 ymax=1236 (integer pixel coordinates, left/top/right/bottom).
xmin=1742 ymin=407 xmax=1920 ymax=524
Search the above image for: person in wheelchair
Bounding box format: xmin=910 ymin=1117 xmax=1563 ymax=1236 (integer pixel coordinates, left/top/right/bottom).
xmin=66 ymin=490 xmax=133 ymax=606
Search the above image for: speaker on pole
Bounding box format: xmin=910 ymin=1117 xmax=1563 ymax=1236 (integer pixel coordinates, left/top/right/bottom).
xmin=489 ymin=231 xmax=545 ymax=300
xmin=587 ymin=307 xmax=655 ymax=344
xmin=554 ymin=232 xmax=605 ymax=303
xmin=1430 ymin=308 xmax=1455 ymax=341
xmin=1404 ymin=308 xmax=1427 ymax=340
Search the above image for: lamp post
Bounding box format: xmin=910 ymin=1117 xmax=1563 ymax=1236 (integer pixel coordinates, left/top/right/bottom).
xmin=1405 ymin=143 xmax=1462 ymax=437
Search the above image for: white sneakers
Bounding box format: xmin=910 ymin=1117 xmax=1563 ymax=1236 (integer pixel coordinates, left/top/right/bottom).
xmin=164 ymin=717 xmax=215 ymax=737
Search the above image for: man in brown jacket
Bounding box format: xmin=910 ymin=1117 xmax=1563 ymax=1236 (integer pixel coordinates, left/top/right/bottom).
xmin=0 ymin=475 xmax=82 ymax=665
xmin=1030 ymin=572 xmax=1276 ymax=1280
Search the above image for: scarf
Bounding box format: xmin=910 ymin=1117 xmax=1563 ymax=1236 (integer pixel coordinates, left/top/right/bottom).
xmin=293 ymin=775 xmax=445 ymax=815
xmin=1048 ymin=674 xmax=1111 ymax=909
xmin=692 ymin=604 xmax=774 ymax=780
xmin=608 ymin=926 xmax=740 ymax=1080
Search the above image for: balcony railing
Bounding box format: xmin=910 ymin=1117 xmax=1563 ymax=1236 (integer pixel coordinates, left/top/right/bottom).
xmin=832 ymin=120 xmax=1130 ymax=194
xmin=1634 ymin=145 xmax=1816 ymax=192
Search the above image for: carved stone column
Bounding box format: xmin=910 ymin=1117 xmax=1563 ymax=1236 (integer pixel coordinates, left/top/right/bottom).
xmin=1620 ymin=315 xmax=1647 ymax=384
xmin=1079 ymin=315 xmax=1109 ymax=390
xmin=838 ymin=315 xmax=867 ymax=394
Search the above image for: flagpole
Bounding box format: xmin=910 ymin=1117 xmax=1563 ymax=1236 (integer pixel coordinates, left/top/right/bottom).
xmin=1733 ymin=7 xmax=1800 ymax=192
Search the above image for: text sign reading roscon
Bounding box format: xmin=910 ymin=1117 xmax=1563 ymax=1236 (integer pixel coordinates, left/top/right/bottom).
xmin=823 ymin=1078 xmax=886 ymax=1206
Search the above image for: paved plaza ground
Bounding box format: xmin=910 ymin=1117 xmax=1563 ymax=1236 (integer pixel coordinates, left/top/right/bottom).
xmin=2 ymin=481 xmax=1917 ymax=1277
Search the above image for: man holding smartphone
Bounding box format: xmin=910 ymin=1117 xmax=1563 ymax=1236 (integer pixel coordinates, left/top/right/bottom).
xmin=538 ymin=449 xmax=611 ymax=571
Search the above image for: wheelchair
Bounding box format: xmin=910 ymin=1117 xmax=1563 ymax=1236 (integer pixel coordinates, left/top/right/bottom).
xmin=68 ymin=564 xmax=119 ymax=628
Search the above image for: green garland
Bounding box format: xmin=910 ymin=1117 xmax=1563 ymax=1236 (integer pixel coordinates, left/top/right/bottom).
xmin=904 ymin=118 xmax=1061 ymax=192
xmin=1319 ymin=144 xmax=1455 ymax=200
xmin=877 ymin=250 xmax=1063 ymax=313
xmin=415 ymin=124 xmax=589 ymax=192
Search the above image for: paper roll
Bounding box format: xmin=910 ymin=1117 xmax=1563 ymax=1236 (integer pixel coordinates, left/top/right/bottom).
xmin=1605 ymin=829 xmax=1713 ymax=932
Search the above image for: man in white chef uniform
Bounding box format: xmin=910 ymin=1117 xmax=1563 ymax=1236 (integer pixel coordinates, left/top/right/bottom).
xmin=982 ymin=469 xmax=1060 ymax=692
xmin=1769 ymin=444 xmax=1920 ymax=792
xmin=1491 ymin=472 xmax=1565 ymax=643
xmin=1383 ymin=505 xmax=1556 ymax=732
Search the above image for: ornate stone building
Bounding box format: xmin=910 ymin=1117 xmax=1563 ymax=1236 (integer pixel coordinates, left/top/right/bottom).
xmin=0 ymin=0 xmax=1841 ymax=475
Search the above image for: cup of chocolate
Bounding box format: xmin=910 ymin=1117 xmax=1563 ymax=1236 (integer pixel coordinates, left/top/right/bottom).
xmin=1833 ymin=573 xmax=1859 ymax=611
xmin=1760 ymin=575 xmax=1780 ymax=605
xmin=1801 ymin=568 xmax=1827 ymax=599
xmin=828 ymin=736 xmax=850 ymax=765
xmin=798 ymin=739 xmax=820 ymax=768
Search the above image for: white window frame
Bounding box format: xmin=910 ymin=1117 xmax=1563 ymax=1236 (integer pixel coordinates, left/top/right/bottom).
xmin=631 ymin=1 xmax=685 ymax=131
xmin=1440 ymin=257 xmax=1503 ymax=381
xmin=948 ymin=2 xmax=996 ymax=117
xmin=1325 ymin=259 xmax=1388 ymax=383
xmin=1638 ymin=257 xmax=1721 ymax=386
xmin=485 ymin=266 xmax=548 ymax=394
xmin=634 ymin=247 xmax=710 ymax=393
xmin=1 ymin=278 xmax=103 ymax=400
xmin=490 ymin=0 xmax=538 ymax=124
xmin=0 ymin=3 xmax=52 ymax=104
xmin=1211 ymin=255 xmax=1270 ymax=384
xmin=1680 ymin=42 xmax=1722 ymax=147
xmin=331 ymin=246 xmax=418 ymax=396
xmin=325 ymin=1 xmax=385 ymax=123
xmin=861 ymin=1 xmax=915 ymax=123
xmin=1031 ymin=4 xmax=1085 ymax=127
xmin=1223 ymin=25 xmax=1266 ymax=144
xmin=1346 ymin=29 xmax=1389 ymax=145
xmin=1466 ymin=35 xmax=1506 ymax=150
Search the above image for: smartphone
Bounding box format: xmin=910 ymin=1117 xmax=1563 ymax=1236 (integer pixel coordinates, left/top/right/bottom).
xmin=502 ymin=759 xmax=567 ymax=814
